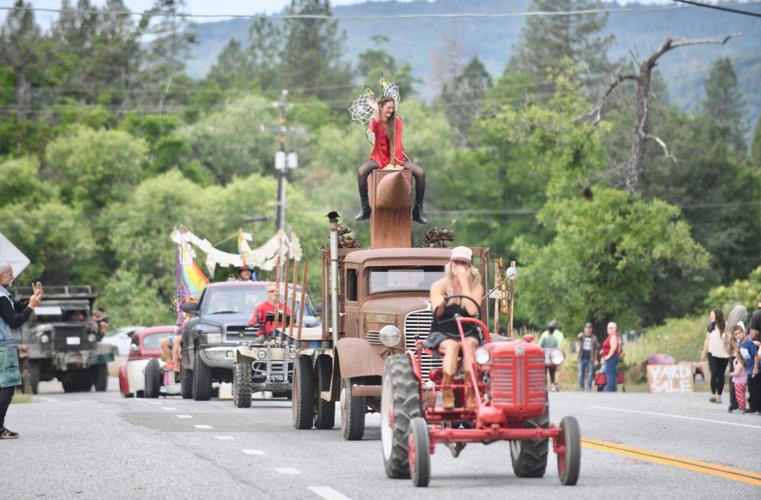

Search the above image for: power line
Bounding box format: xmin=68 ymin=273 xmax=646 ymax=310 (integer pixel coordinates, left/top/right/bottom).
xmin=672 ymin=0 xmax=761 ymax=18
xmin=0 ymin=3 xmax=731 ymax=20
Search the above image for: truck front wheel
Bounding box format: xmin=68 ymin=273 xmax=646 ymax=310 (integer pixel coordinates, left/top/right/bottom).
xmin=192 ymin=351 xmax=213 ymax=401
xmin=341 ymin=377 xmax=365 ymax=440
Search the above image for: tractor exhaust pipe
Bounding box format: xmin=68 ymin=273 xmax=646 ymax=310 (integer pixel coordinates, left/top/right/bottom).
xmin=328 ymin=211 xmax=340 ymax=346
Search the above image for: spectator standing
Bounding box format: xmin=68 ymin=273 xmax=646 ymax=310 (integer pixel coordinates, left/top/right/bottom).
xmin=724 ymin=305 xmax=747 ymax=412
xmin=0 ymin=262 xmax=43 ymax=440
xmin=730 ymin=327 xmax=748 ymax=413
xmin=737 ymin=321 xmax=760 ymax=414
xmin=548 ymin=319 xmax=565 ymax=349
xmin=539 ymin=328 xmax=560 ymax=392
xmin=701 ymin=309 xmax=730 ymax=404
xmin=576 ymin=323 xmax=597 ymax=391
xmin=600 ymin=322 xmax=621 ymax=392
xmin=746 ymin=303 xmax=761 ymax=413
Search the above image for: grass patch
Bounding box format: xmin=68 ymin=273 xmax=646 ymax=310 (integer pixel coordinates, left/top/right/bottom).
xmin=11 ymin=392 xmax=32 ymax=404
xmin=624 ymin=315 xmax=704 ymax=366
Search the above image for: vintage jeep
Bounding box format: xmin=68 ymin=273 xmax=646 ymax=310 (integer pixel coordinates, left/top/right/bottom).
xmin=380 ymin=296 xmax=581 ymax=487
xmin=18 ymin=286 xmax=113 ymax=394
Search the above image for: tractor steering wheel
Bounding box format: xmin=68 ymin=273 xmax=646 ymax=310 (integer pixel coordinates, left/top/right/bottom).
xmin=443 ymin=293 xmax=482 ymax=319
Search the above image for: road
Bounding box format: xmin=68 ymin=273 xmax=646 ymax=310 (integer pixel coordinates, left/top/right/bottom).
xmin=2 ymin=378 xmax=760 ymax=499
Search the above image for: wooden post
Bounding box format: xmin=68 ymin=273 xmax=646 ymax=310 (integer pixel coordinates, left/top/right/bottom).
xmin=289 ymin=260 xmax=299 ymax=338
xmin=507 ymin=260 xmax=516 ymax=338
xmin=298 ymin=261 xmax=308 ymax=341
xmin=281 ymin=254 xmax=291 ymax=333
xmin=368 ymin=168 xmax=413 ymax=248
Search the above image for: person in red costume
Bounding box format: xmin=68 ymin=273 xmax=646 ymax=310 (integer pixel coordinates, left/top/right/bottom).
xmin=248 ymin=284 xmax=292 ymax=336
xmin=354 ymin=95 xmax=427 ymax=224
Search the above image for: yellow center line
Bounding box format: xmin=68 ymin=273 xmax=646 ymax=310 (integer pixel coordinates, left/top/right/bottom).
xmin=582 ymin=438 xmax=761 ymax=488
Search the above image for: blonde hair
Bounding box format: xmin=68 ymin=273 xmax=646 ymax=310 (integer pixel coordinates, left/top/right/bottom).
xmin=442 ymin=261 xmax=482 ymax=292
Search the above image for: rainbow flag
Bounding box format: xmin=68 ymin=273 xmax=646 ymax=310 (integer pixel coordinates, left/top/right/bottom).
xmin=180 ymin=244 xmax=208 ymax=297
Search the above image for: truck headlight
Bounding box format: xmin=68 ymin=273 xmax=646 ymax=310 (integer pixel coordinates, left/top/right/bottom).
xmin=257 ymin=349 xmax=267 ymax=360
xmin=88 ymin=334 xmax=97 ymax=343
xmin=475 ymin=347 xmax=490 ymax=365
xmin=379 ymin=325 xmax=401 ymax=348
xmin=550 ymin=348 xmax=565 ymax=366
xmin=40 ymin=334 xmax=50 ymax=344
xmin=206 ymin=333 xmax=222 ymax=344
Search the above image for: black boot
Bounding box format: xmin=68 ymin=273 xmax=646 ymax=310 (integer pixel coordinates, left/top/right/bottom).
xmin=412 ymin=203 xmax=427 ymax=224
xmin=354 ymin=186 xmax=371 ymax=221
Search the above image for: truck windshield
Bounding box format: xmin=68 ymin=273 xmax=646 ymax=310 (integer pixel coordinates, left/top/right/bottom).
xmin=202 ymin=288 xmax=268 ymax=315
xmin=367 ymin=266 xmax=444 ymax=294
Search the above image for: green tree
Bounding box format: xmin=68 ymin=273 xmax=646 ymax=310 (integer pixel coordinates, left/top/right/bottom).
xmin=509 ymin=0 xmax=613 ymax=89
xmin=280 ymin=0 xmax=352 ymax=100
xmin=514 ymin=188 xmax=710 ymax=332
xmin=701 ymin=57 xmax=747 ymax=152
xmin=438 ymin=56 xmax=493 ymax=142
xmin=753 ymin=115 xmax=761 ymax=168
xmin=98 ymin=268 xmax=173 ymax=327
xmin=0 ymin=157 xmax=57 ymax=207
xmin=0 ymin=0 xmax=41 ymax=120
xmin=45 ymin=126 xmax=148 ymax=208
xmin=357 ymin=35 xmax=417 ymax=98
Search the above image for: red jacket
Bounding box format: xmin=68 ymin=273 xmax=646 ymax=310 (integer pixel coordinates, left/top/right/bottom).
xmin=248 ymin=301 xmax=292 ymax=335
xmin=370 ymin=116 xmax=407 ymax=168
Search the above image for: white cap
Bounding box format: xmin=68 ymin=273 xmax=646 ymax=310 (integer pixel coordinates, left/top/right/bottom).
xmin=449 ymin=246 xmax=472 ymax=264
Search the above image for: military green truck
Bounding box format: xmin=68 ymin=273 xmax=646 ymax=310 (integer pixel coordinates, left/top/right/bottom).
xmin=18 ymin=286 xmax=114 ymax=393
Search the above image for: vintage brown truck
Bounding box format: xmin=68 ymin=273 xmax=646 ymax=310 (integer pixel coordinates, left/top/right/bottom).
xmin=286 ymin=168 xmax=491 ymax=440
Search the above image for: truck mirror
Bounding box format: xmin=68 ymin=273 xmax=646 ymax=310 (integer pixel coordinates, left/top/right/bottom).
xmin=181 ymin=301 xmax=200 ymax=314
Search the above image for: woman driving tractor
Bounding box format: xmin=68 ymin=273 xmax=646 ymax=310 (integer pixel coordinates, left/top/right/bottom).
xmin=425 ymin=246 xmax=484 ymax=410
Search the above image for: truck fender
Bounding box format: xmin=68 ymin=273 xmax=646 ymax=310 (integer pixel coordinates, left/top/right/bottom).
xmin=335 ymin=338 xmax=385 ymax=380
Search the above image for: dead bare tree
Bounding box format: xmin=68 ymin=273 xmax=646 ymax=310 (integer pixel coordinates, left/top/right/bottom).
xmin=587 ymin=35 xmax=737 ymax=194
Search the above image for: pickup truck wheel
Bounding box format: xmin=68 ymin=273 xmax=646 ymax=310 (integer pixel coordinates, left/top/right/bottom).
xmin=192 ymin=350 xmax=213 ymax=401
xmin=144 ymin=359 xmax=161 ymax=399
xmin=509 ymin=402 xmax=550 ymax=478
xmin=93 ymin=363 xmax=108 ymax=392
xmin=180 ymin=365 xmax=193 ymax=399
xmin=22 ymin=361 xmax=40 ymax=395
xmin=233 ymin=361 xmax=252 ymax=408
xmin=292 ymin=355 xmax=315 ymax=430
xmin=314 ymin=355 xmax=335 ymax=430
xmin=341 ymin=377 xmax=365 ymax=440
xmin=382 ymin=355 xmax=422 ymax=479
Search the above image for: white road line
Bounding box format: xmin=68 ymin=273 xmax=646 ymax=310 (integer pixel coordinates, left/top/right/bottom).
xmin=34 ymin=397 xmax=57 ymax=403
xmin=162 ymin=407 xmax=177 ymax=411
xmin=215 ymin=436 xmax=234 ymax=441
xmin=176 ymin=414 xmax=193 ymax=419
xmin=194 ymin=425 xmax=213 ymax=429
xmin=590 ymin=405 xmax=761 ymax=430
xmin=241 ymin=449 xmax=266 ymax=456
xmin=275 ymin=468 xmax=301 ymax=475
xmin=308 ymin=486 xmax=352 ymax=500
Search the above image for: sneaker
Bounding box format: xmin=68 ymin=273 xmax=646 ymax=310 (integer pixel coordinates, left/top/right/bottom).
xmin=716 ymin=396 xmax=722 ymax=404
xmin=0 ymin=427 xmax=18 ymax=440
xmin=732 ymin=409 xmax=746 ymax=414
xmin=709 ymin=395 xmax=717 ymax=403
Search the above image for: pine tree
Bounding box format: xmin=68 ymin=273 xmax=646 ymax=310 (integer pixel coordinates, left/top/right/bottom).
xmin=701 ymin=56 xmax=747 ymax=152
xmin=439 ymin=56 xmax=493 ymax=141
xmin=509 ymin=0 xmax=613 ymax=89
xmin=280 ymin=0 xmax=352 ymax=100
xmin=357 ymin=35 xmax=417 ymax=99
xmin=0 ymin=0 xmax=41 ymax=120
xmin=753 ymin=115 xmax=761 ymax=168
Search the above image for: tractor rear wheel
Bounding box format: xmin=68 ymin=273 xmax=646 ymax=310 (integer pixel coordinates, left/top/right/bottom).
xmin=341 ymin=377 xmax=366 ymax=440
xmin=292 ymin=355 xmax=315 ymax=430
xmin=557 ymin=416 xmax=581 ymax=485
xmin=409 ymin=417 xmax=431 ymax=487
xmin=509 ymin=404 xmax=550 ymax=478
xmin=144 ymin=359 xmax=161 ymax=399
xmin=314 ymin=355 xmax=335 ymax=430
xmin=381 ymin=354 xmax=422 ymax=479
xmin=233 ymin=361 xmax=252 ymax=409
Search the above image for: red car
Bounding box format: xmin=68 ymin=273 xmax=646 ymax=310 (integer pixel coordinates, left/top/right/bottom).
xmin=119 ymin=325 xmax=176 ymax=398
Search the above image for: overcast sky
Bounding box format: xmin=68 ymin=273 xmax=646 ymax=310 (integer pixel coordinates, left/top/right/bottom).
xmin=2 ymin=0 xmax=673 ymax=28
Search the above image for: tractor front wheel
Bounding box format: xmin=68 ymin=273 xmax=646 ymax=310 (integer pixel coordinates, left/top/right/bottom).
xmin=409 ymin=417 xmax=431 ymax=487
xmin=381 ymin=354 xmax=422 ymax=479
xmin=292 ymin=355 xmax=315 ymax=430
xmin=557 ymin=416 xmax=581 ymax=486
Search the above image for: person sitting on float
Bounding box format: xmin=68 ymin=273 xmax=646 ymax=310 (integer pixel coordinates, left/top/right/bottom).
xmin=425 ymin=246 xmax=484 ymax=410
xmin=354 ymin=94 xmax=427 ymax=224
xmin=248 ymin=284 xmax=292 ymax=336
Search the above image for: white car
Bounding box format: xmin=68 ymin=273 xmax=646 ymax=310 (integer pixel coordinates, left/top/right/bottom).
xmin=102 ymin=326 xmax=145 ymax=357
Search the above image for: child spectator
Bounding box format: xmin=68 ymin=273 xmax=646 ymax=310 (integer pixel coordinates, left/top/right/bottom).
xmin=737 ymin=324 xmax=760 ymax=414
xmin=731 ymin=349 xmax=747 ymax=414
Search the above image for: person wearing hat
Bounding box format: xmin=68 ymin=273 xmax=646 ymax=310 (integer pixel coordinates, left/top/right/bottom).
xmin=426 ymin=246 xmax=484 ymax=410
xmin=236 ymin=266 xmax=253 ymax=282
xmin=576 ymin=323 xmax=598 ymax=391
xmin=0 ymin=262 xmax=43 ymax=440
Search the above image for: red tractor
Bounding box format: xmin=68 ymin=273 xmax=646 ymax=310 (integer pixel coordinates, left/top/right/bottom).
xmin=380 ymin=295 xmax=581 ymax=487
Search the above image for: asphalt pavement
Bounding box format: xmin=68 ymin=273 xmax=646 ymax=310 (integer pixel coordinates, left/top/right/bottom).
xmin=1 ymin=378 xmax=759 ymax=499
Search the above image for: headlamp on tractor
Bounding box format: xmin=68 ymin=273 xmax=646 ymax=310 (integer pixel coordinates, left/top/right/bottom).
xmin=475 ymin=347 xmax=490 ymax=365
xmin=206 ymin=333 xmax=222 ymax=344
xmin=256 ymin=349 xmax=267 ymax=360
xmin=379 ymin=325 xmax=401 ymax=348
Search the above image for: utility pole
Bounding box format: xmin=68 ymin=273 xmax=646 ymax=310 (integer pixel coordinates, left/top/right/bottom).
xmin=275 ymin=89 xmax=288 ymax=232
xmin=274 ymin=89 xmax=299 ymax=232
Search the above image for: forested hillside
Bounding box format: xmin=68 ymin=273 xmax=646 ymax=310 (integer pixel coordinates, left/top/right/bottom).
xmin=0 ymin=0 xmax=759 ymax=335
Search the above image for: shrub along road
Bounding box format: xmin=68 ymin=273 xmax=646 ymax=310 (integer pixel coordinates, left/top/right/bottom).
xmin=3 ymin=379 xmax=760 ymax=499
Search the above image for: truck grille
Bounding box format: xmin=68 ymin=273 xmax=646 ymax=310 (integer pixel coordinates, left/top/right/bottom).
xmin=53 ymin=326 xmax=88 ymax=351
xmin=404 ymin=308 xmax=441 ymax=379
xmin=225 ymin=324 xmax=258 ymax=343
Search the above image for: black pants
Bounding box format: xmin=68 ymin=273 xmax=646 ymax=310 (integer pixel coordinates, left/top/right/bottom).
xmin=707 ymin=353 xmax=729 ymax=395
xmin=357 ymin=159 xmax=426 ymax=206
xmin=728 ymin=380 xmax=738 ymax=411
xmin=749 ymin=372 xmax=761 ymax=412
xmin=546 ymin=366 xmax=557 ymax=384
xmin=0 ymin=386 xmax=14 ymax=428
